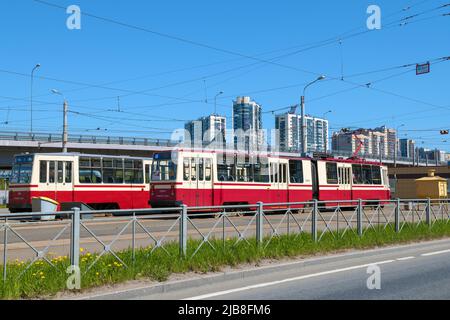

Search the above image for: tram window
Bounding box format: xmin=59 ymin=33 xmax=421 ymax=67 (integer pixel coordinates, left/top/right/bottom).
xmin=57 ymin=162 xmax=64 ymax=183
xmin=65 ymin=162 xmax=72 ymax=183
xmin=372 ymin=166 xmax=382 ymax=185
xmin=103 ymin=168 xmax=114 ymax=183
xmin=49 ymin=161 xmax=56 ymax=183
xmin=114 ymin=159 xmax=124 ymax=184
xmin=218 ymin=164 xmax=233 ymax=182
xmin=205 ymin=159 xmax=212 ymax=181
xmin=362 ymin=165 xmax=373 ymax=184
xmin=124 ymin=160 xmax=134 ymax=183
xmin=133 ymin=161 xmax=144 ymax=184
xmin=254 ymin=162 xmax=269 ymax=183
xmin=145 ymin=164 xmax=150 ymax=183
xmin=191 ymin=158 xmax=197 ymax=181
xmin=79 ymin=158 xmax=90 ymax=168
xmin=40 ymin=161 xmax=47 ymax=183
xmin=352 ymin=164 xmax=363 ymax=184
xmin=236 ymin=166 xmax=246 ymax=182
xmin=326 ymin=163 xmax=338 ymax=184
xmin=199 ymin=158 xmax=204 ymax=181
xmin=183 ymin=158 xmax=190 ymax=181
xmin=103 ymin=158 xmax=113 ymax=168
xmin=289 ymin=160 xmax=304 ymax=184
xmin=124 ymin=169 xmax=134 ymax=183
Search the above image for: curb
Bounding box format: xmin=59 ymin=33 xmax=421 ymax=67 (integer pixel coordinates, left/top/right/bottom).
xmin=73 ymin=237 xmax=450 ymax=300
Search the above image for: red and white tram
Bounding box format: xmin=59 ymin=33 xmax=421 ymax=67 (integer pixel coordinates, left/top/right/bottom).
xmin=149 ymin=150 xmax=391 ymax=208
xmin=8 ymin=153 xmax=152 ymax=212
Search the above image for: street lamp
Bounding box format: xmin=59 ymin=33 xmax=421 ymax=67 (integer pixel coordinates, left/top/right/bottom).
xmin=214 ymin=91 xmax=224 ymax=115
xmin=51 ymin=89 xmax=69 ymax=153
xmin=301 ymin=75 xmax=325 ymax=155
xmin=322 ymin=110 xmax=332 ymax=119
xmin=30 ymin=64 xmax=41 ymax=133
xmin=394 ymin=124 xmax=405 ymax=168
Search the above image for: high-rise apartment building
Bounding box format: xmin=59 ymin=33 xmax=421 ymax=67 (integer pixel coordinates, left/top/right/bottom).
xmin=275 ymin=113 xmax=329 ymax=153
xmin=185 ymin=115 xmax=226 ymax=147
xmin=232 ymin=96 xmax=264 ymax=151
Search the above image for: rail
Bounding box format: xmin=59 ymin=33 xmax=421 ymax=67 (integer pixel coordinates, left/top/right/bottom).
xmin=0 ymin=130 xmax=177 ymax=147
xmin=0 ymin=198 xmax=449 ymax=282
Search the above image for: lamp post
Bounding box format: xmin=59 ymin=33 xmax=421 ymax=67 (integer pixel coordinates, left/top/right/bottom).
xmin=51 ymin=89 xmax=68 ymax=153
xmin=394 ymin=124 xmax=405 ymax=168
xmin=214 ymin=91 xmax=224 ymax=115
xmin=30 ymin=64 xmax=41 ymax=133
xmin=322 ymin=110 xmax=332 ymax=119
xmin=301 ymin=75 xmax=325 ymax=156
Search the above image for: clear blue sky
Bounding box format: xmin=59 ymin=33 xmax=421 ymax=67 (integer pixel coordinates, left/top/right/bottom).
xmin=1 ymin=0 xmax=449 ymax=151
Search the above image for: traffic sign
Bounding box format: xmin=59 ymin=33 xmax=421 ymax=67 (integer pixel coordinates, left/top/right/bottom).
xmin=416 ymin=62 xmax=430 ymax=75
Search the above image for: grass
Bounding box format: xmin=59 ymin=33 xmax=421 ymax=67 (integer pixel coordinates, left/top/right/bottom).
xmin=2 ymin=220 xmax=450 ymax=299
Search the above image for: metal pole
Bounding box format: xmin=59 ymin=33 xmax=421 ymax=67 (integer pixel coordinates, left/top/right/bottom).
xmin=179 ymin=205 xmax=188 ymax=258
xmin=357 ymin=199 xmax=363 ymax=237
xmin=395 ymin=198 xmax=400 ymax=233
xmin=256 ymin=202 xmax=264 ymax=246
xmin=132 ymin=213 xmax=136 ymax=264
xmin=62 ymin=100 xmax=68 ymax=153
xmin=70 ymin=208 xmax=80 ymax=267
xmin=30 ymin=64 xmax=41 ymax=133
xmin=312 ymin=200 xmax=318 ymax=242
xmin=301 ymin=96 xmax=306 ymax=156
xmin=426 ymin=198 xmax=431 ymax=226
xmin=2 ymin=219 xmax=7 ymax=282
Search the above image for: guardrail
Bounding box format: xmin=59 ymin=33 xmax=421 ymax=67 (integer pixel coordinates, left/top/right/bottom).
xmin=1 ymin=198 xmax=449 ymax=282
xmin=0 ymin=131 xmax=177 ymax=147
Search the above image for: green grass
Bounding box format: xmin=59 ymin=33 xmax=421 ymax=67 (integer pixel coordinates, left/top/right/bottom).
xmin=2 ymin=220 xmax=450 ymax=299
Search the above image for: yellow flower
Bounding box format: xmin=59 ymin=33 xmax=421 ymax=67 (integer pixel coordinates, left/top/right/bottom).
xmin=80 ymin=248 xmax=85 ymax=253
xmin=41 ymin=276 xmax=45 ymax=279
xmin=96 ymin=272 xmax=100 ymax=276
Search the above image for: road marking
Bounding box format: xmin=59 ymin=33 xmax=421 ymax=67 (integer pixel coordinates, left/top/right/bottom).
xmin=396 ymin=256 xmax=415 ymax=261
xmin=184 ymin=260 xmax=395 ymax=300
xmin=421 ymin=249 xmax=450 ymax=257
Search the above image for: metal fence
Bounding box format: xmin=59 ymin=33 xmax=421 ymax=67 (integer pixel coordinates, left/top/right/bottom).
xmin=1 ymin=198 xmax=449 ymax=282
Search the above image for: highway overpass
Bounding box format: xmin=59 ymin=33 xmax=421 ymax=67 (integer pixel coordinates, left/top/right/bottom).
xmin=0 ymin=131 xmax=443 ymax=170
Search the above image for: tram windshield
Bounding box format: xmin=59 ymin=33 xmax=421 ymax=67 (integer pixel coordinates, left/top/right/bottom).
xmin=10 ymin=155 xmax=34 ymax=184
xmin=151 ymin=153 xmax=177 ymax=181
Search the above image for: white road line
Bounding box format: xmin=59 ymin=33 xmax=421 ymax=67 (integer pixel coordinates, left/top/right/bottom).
xmin=184 ymin=260 xmax=395 ymax=300
xmin=396 ymin=256 xmax=415 ymax=261
xmin=421 ymin=249 xmax=450 ymax=257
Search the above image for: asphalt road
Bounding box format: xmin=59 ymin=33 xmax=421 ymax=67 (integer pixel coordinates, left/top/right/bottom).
xmin=89 ymin=238 xmax=450 ymax=300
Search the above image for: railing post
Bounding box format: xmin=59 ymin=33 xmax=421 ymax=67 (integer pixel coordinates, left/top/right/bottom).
xmin=70 ymin=208 xmax=80 ymax=268
xmin=357 ymin=199 xmax=363 ymax=237
xmin=312 ymin=200 xmax=318 ymax=242
xmin=132 ymin=213 xmax=136 ymax=264
xmin=395 ymin=199 xmax=400 ymax=233
xmin=179 ymin=205 xmax=188 ymax=258
xmin=256 ymin=202 xmax=264 ymax=246
xmin=2 ymin=219 xmax=8 ymax=282
xmin=426 ymin=198 xmax=431 ymax=226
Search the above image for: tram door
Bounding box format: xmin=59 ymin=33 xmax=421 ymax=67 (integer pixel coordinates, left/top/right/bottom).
xmin=40 ymin=159 xmax=74 ymax=206
xmin=269 ymin=160 xmax=289 ymax=204
xmin=196 ymin=157 xmax=213 ymax=206
xmin=337 ymin=164 xmax=352 ymax=201
xmin=311 ymin=161 xmax=319 ymax=200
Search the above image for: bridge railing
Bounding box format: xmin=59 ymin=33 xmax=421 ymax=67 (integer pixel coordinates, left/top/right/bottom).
xmin=0 ymin=131 xmax=178 ymax=147
xmin=0 ymin=198 xmax=449 ymax=283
